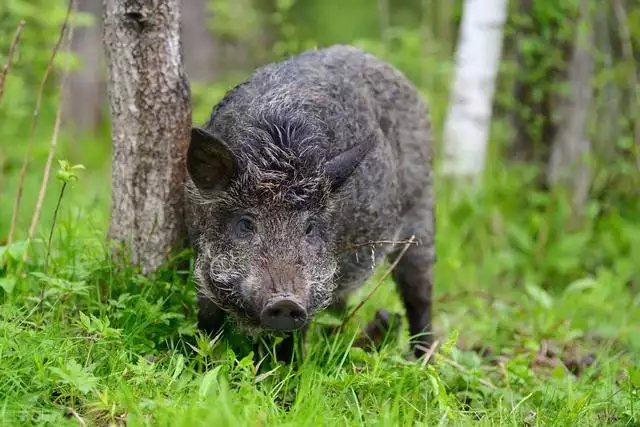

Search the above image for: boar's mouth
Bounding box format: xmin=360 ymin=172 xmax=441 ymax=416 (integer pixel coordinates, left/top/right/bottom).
xmin=200 ymin=276 xmax=317 ymax=335
xmin=198 ymin=275 xmax=256 ymax=320
xmin=258 ymin=295 xmax=309 ymax=332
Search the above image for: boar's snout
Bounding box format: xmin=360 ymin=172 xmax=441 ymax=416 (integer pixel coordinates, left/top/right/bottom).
xmin=260 ymin=296 xmax=308 ymax=331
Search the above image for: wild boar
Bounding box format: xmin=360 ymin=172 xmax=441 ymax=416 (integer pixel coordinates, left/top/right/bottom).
xmin=185 ymin=45 xmax=435 ymax=361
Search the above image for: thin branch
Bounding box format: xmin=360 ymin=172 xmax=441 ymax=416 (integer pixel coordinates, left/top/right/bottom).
xmin=65 ymin=407 xmax=87 ymax=427
xmin=612 ymin=0 xmax=640 ymax=169
xmin=338 ymin=235 xmax=416 ymax=333
xmin=22 ymin=0 xmax=74 ymax=271
xmin=23 ymin=0 xmax=76 ymax=264
xmin=339 ymin=239 xmax=419 ymax=254
xmin=7 ymin=0 xmax=73 ymax=245
xmin=420 ymin=339 xmax=439 ymax=368
xmin=0 ymin=21 xmax=25 ymax=199
xmin=0 ymin=20 xmax=26 ymax=104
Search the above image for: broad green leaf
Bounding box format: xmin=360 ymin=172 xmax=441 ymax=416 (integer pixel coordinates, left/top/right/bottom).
xmin=631 ymin=368 xmax=640 ymax=389
xmin=563 ymin=277 xmax=597 ymax=296
xmin=525 ymin=283 xmax=553 ymax=310
xmin=0 ymin=277 xmax=16 ymax=294
xmin=199 ymin=366 xmax=223 ymax=398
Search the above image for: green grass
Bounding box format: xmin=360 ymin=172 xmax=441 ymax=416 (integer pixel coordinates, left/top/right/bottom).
xmin=1 ymin=115 xmax=640 ymax=427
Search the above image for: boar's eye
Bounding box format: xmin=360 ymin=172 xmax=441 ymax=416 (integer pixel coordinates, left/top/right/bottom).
xmin=304 ymin=219 xmax=322 ymax=239
xmin=234 ymin=216 xmax=256 ymax=239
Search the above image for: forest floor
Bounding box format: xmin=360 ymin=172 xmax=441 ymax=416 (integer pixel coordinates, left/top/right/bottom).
xmin=1 ymin=127 xmax=640 ymax=426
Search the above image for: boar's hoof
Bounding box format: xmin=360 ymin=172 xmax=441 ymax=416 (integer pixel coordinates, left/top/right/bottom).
xmin=353 ymin=309 xmax=402 ymax=352
xmin=261 ymin=297 xmax=307 ymax=331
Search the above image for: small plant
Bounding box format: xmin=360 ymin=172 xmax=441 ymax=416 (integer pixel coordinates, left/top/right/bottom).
xmin=34 ymin=160 xmax=84 ymax=310
xmin=42 ymin=160 xmax=85 ymax=273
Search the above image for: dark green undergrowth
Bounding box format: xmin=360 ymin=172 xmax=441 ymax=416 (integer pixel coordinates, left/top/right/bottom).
xmin=1 ymin=153 xmax=639 ymax=426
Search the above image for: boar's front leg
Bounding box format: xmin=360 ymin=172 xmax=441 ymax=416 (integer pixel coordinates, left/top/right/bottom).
xmin=197 ymin=296 xmax=226 ymax=338
xmin=256 ymin=331 xmax=307 ymax=364
xmin=390 ymin=217 xmax=435 ymax=359
xmin=392 ymin=241 xmax=434 ymax=358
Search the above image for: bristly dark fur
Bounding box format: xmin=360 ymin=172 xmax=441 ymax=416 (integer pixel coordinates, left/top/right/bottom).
xmin=194 ymin=108 xmax=333 ymax=211
xmin=185 ymin=45 xmax=435 ymax=359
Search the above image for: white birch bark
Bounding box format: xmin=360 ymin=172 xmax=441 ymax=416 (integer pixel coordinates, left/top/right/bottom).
xmin=442 ymin=0 xmax=508 ymax=178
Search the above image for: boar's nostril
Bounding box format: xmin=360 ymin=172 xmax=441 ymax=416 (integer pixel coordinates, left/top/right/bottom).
xmin=260 ymin=297 xmax=308 ymax=331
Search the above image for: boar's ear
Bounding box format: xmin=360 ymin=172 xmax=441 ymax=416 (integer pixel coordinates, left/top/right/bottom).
xmin=187 ymin=127 xmax=237 ymax=192
xmin=325 ymin=138 xmax=375 ymax=190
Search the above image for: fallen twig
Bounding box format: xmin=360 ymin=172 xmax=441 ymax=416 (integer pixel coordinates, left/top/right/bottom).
xmin=420 ymin=339 xmax=440 ymax=368
xmin=65 ymin=407 xmax=87 ymax=427
xmin=338 ymin=235 xmax=416 ymax=333
xmin=7 ymin=0 xmax=73 ymax=245
xmin=0 ymin=20 xmax=25 ymax=104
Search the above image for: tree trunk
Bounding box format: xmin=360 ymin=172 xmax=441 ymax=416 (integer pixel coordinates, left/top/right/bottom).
xmin=506 ymin=1 xmax=575 ymax=166
xmin=547 ymin=0 xmax=594 ymax=223
xmin=612 ymin=0 xmax=640 ymax=169
xmin=507 ymin=0 xmax=539 ymax=163
xmin=103 ymin=0 xmax=191 ymax=273
xmin=181 ymin=0 xmax=218 ymax=82
xmin=442 ymin=0 xmax=508 ymax=179
xmin=62 ymin=0 xmax=106 ymax=136
xmin=592 ymin=2 xmax=622 ymax=161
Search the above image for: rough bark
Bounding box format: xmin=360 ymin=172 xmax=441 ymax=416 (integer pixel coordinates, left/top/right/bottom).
xmin=103 ymin=0 xmax=191 ymax=273
xmin=547 ymin=0 xmax=594 ymax=222
xmin=62 ymin=0 xmax=106 ymax=135
xmin=442 ymin=0 xmax=508 ymax=178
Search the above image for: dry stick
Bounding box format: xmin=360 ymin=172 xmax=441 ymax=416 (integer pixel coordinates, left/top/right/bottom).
xmin=65 ymin=407 xmax=87 ymax=427
xmin=0 ymin=21 xmax=26 ymax=198
xmin=24 ymin=2 xmax=76 ymax=265
xmin=0 ymin=20 xmax=26 ymax=104
xmin=338 ymin=235 xmax=416 ymax=334
xmin=6 ymin=0 xmax=73 ymax=246
xmin=612 ymin=0 xmax=640 ymax=169
xmin=339 ymin=239 xmax=418 ymax=254
xmin=421 ymin=339 xmax=440 ymax=368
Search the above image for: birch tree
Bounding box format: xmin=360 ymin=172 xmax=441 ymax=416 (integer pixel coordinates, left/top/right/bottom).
xmin=442 ymin=0 xmax=508 ymax=179
xmin=103 ymin=0 xmax=191 ymax=273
